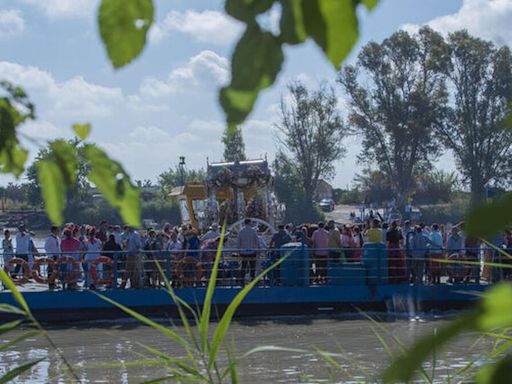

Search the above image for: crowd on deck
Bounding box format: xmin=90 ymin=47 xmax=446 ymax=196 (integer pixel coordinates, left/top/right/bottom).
xmin=1 ymin=217 xmax=511 ymax=290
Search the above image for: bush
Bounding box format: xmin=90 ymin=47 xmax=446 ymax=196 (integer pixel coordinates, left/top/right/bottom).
xmin=418 ymin=193 xmax=470 ymax=225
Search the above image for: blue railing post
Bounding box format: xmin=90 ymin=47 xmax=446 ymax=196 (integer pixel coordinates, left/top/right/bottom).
xmin=113 ymin=252 xmax=118 ymax=289
xmin=166 ymin=251 xmax=171 ymax=282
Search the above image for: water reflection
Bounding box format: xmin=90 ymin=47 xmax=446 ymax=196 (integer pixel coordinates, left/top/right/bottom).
xmin=0 ymin=316 xmax=494 ymax=383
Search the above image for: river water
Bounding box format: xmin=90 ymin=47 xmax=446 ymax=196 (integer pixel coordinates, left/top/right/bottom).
xmin=0 ymin=314 xmax=493 ymax=383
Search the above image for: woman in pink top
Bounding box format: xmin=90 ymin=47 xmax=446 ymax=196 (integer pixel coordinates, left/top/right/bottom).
xmin=60 ymin=228 xmax=81 ymax=289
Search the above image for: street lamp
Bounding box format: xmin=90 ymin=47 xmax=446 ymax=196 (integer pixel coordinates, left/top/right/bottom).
xmin=179 ymin=156 xmax=186 ymax=186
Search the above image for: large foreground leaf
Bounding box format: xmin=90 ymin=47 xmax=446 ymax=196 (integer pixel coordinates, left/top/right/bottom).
xmin=98 ymin=0 xmax=154 ymax=68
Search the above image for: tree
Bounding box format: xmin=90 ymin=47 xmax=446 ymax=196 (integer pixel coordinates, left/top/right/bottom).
xmin=338 ymin=27 xmax=449 ymax=208
xmin=275 ymin=82 xmax=346 ymax=208
xmin=158 ymin=166 xmax=206 ymax=189
xmin=222 ymin=125 xmax=246 ymax=162
xmin=435 ymin=31 xmax=512 ymax=206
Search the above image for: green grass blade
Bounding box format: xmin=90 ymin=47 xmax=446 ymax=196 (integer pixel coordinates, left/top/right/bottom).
xmin=199 ymin=225 xmax=226 ymax=354
xmin=0 ymin=330 xmax=40 ymax=352
xmin=370 ymin=325 xmax=395 ymax=359
xmin=0 ymin=304 xmax=27 ymax=315
xmin=140 ymin=377 xmax=177 ymax=384
xmin=208 ymin=254 xmax=287 ymax=370
xmin=0 ymin=269 xmax=30 ymax=314
xmin=94 ymin=292 xmax=190 ymax=350
xmin=0 ymin=320 xmax=23 ymax=335
xmin=136 ymin=342 xmax=204 ymax=378
xmin=155 ymin=260 xmax=200 ymax=351
xmin=0 ymin=358 xmax=44 ymax=384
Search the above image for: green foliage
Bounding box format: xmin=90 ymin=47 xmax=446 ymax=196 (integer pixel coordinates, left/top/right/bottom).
xmin=95 ymin=231 xmax=286 ymax=383
xmin=275 ymin=82 xmax=346 ymax=209
xmin=98 ymin=0 xmax=154 ymax=68
xmin=382 ymin=282 xmax=512 ymax=383
xmin=72 ymin=123 xmax=91 ymax=141
xmin=37 ymin=160 xmax=67 ymax=224
xmin=418 ymin=193 xmax=470 ymax=225
xmin=221 ymin=22 xmax=284 ymax=124
xmin=0 ymin=81 xmax=33 ymax=178
xmin=83 ymin=144 xmax=141 ymax=226
xmin=338 ymin=27 xmax=448 ymax=208
xmin=158 ymin=166 xmax=206 ymax=189
xmin=97 ymin=0 xmax=378 ymax=125
xmin=222 ymin=125 xmax=246 ymax=162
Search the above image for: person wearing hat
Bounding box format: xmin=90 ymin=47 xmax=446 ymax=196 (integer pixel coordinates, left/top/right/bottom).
xmin=201 ymin=223 xmax=220 ymax=242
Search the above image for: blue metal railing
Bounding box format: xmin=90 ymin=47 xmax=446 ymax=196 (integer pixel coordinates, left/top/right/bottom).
xmin=0 ymin=245 xmax=497 ymax=291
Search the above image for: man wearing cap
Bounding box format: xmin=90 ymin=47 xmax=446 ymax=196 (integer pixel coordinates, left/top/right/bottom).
xmin=201 ymin=223 xmax=220 ymax=242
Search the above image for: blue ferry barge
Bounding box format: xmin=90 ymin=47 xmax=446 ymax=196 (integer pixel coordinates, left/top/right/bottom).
xmin=0 ymin=243 xmax=488 ymax=322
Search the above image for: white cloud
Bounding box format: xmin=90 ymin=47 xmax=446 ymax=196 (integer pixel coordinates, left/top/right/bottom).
xmin=0 ymin=61 xmax=123 ymax=118
xmin=0 ymin=9 xmax=25 ymax=38
xmin=150 ymin=10 xmax=242 ymax=45
xmin=18 ymin=0 xmax=99 ymax=18
xmin=400 ymin=0 xmax=512 ymax=46
xmin=136 ymin=50 xmax=229 ymax=99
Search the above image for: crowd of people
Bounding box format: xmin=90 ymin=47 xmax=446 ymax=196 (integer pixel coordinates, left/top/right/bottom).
xmin=2 ymin=217 xmax=511 ymax=290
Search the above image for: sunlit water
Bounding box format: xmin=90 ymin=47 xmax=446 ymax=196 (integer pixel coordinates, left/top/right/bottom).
xmin=0 ymin=314 xmax=494 ymax=383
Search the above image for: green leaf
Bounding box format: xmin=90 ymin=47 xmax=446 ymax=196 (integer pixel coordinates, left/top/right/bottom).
xmin=302 ymin=0 xmax=359 ymax=69
xmin=279 ymin=0 xmax=307 ymax=45
xmin=382 ymin=313 xmax=477 ymax=383
xmin=199 ymin=226 xmax=226 ymax=355
xmin=221 ymin=23 xmax=283 ymax=124
xmin=0 ymin=330 xmax=40 ymax=353
xmin=72 ymin=123 xmax=91 ymax=141
xmin=362 ymin=0 xmax=379 ymax=10
xmin=94 ymin=292 xmax=189 ymax=349
xmin=208 ymin=253 xmax=287 ymax=370
xmin=0 ymin=269 xmax=30 ymax=314
xmin=477 ymin=283 xmax=512 ymax=330
xmin=0 ymin=146 xmax=27 ymax=178
xmin=0 ymin=358 xmax=44 ymax=384
xmin=0 ymin=320 xmax=23 ymax=336
xmin=225 ymin=0 xmax=274 ymax=22
xmin=465 ymin=192 xmax=512 ymax=238
xmin=83 ymin=144 xmax=141 ymax=226
xmin=476 ymin=354 xmax=512 ymax=384
xmin=37 ymin=160 xmax=66 ymax=225
xmin=49 ymin=140 xmax=78 ymax=186
xmin=98 ymin=0 xmax=154 ymax=69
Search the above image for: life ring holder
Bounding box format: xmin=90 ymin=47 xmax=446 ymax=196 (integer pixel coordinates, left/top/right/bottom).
xmin=4 ymin=258 xmax=30 ymax=285
xmin=90 ymin=257 xmax=115 ymax=284
xmin=57 ymin=256 xmax=80 ymax=283
xmin=177 ymin=257 xmax=204 ymax=284
xmin=31 ymin=258 xmax=58 ymax=284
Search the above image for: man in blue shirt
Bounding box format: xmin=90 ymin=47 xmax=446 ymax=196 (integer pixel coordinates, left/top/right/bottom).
xmin=411 ymin=226 xmax=430 ymax=284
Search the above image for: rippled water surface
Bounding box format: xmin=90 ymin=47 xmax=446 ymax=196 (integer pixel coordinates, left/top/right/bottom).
xmin=0 ymin=314 xmax=494 ymax=383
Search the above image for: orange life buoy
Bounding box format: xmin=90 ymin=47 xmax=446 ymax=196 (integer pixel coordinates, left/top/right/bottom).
xmin=31 ymin=258 xmax=58 ymax=284
xmin=90 ymin=257 xmax=114 ymax=284
xmin=4 ymin=258 xmax=30 ymax=285
xmin=176 ymin=257 xmax=204 ymax=284
xmin=57 ymin=256 xmax=80 ymax=283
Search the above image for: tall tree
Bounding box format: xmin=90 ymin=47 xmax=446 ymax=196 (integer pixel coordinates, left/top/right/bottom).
xmin=275 ymin=82 xmax=346 ymax=207
xmin=338 ymin=27 xmax=449 ymax=208
xmin=436 ymin=31 xmax=512 ymax=206
xmin=222 ymin=125 xmax=246 ymax=162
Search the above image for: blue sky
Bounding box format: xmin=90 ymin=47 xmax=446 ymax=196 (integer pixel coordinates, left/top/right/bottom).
xmin=1 ymin=0 xmax=511 ymax=188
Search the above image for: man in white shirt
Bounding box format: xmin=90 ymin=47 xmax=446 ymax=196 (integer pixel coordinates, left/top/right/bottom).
xmin=237 ymin=219 xmax=260 ymax=285
xmin=44 ymin=226 xmax=60 ymax=289
xmin=14 ymin=224 xmax=31 ymax=275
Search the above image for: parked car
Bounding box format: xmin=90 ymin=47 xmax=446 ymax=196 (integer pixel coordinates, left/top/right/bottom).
xmin=318 ymin=198 xmax=335 ymax=212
